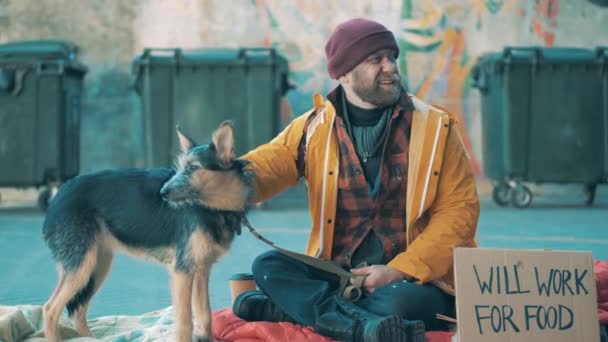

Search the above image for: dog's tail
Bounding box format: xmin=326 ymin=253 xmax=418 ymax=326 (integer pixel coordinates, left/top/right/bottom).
xmin=66 ymin=276 xmax=95 ymax=317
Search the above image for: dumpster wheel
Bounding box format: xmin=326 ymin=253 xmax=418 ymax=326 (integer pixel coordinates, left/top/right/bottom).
xmin=584 ymin=184 xmax=597 ymax=206
xmin=511 ymin=185 xmax=532 ymax=208
xmin=492 ymin=183 xmax=511 ymax=206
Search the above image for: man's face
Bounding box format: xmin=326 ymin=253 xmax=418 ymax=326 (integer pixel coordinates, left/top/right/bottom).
xmin=348 ymin=49 xmax=402 ymax=108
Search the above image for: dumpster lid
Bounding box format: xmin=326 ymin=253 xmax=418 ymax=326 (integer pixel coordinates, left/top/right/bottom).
xmin=133 ymin=47 xmax=287 ymax=67
xmin=479 ymin=47 xmax=598 ymax=64
xmin=0 ymin=40 xmax=88 ymax=73
xmin=0 ymin=39 xmax=79 ymax=60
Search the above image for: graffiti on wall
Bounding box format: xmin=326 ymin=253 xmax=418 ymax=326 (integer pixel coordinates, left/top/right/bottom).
xmin=253 ymin=0 xmax=489 ymax=172
xmin=531 ymin=0 xmax=559 ymax=47
xmin=398 ymin=0 xmax=484 ymax=173
xmin=251 ymin=0 xmax=596 ymax=175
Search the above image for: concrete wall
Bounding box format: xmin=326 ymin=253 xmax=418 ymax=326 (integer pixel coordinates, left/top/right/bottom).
xmin=0 ymin=1 xmax=141 ymax=171
xmin=1 ymin=0 xmax=607 ymax=175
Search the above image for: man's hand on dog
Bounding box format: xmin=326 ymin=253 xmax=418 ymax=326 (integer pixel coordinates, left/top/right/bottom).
xmin=350 ymin=265 xmax=408 ymax=294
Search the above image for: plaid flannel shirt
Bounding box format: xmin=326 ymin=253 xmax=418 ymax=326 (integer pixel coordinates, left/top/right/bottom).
xmin=330 ymin=90 xmax=414 ymax=268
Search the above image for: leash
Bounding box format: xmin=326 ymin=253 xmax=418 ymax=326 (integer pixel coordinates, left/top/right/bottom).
xmin=241 ymin=215 xmax=366 ymax=302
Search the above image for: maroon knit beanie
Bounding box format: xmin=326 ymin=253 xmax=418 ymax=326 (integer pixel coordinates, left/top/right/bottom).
xmin=325 ymin=18 xmax=399 ymax=79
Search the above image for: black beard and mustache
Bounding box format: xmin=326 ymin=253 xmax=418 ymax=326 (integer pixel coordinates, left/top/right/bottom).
xmin=351 ymin=72 xmax=403 ymax=108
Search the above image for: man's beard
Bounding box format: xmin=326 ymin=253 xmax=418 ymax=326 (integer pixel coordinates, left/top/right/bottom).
xmin=351 ymin=72 xmax=403 ymax=108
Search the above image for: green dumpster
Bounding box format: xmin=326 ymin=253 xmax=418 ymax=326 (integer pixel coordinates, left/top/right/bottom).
xmin=471 ymin=46 xmax=607 ymax=207
xmin=132 ymin=48 xmax=291 ymax=168
xmin=0 ymin=40 xmax=88 ymax=209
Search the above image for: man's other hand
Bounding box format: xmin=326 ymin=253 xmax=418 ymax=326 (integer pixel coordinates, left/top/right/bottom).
xmin=350 ymin=265 xmax=405 ymax=294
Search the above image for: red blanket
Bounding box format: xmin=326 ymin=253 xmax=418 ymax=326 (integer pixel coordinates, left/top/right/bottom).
xmin=212 ymin=260 xmax=608 ymax=341
xmin=212 ymin=309 xmax=455 ymax=342
xmin=596 ymin=260 xmax=608 ymax=324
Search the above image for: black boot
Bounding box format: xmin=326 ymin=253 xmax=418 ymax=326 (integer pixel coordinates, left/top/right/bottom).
xmin=232 ymin=290 xmax=297 ymax=323
xmin=314 ymin=296 xmax=426 ymax=342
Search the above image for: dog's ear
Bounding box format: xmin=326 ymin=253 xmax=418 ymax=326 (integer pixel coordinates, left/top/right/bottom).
xmin=176 ymin=126 xmax=196 ymax=152
xmin=212 ymin=121 xmax=235 ymax=167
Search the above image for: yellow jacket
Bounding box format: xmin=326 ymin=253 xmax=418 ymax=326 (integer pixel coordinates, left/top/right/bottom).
xmin=242 ymin=93 xmax=479 ymax=295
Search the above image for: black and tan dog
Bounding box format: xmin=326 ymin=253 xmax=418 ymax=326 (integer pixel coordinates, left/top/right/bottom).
xmin=42 ymin=121 xmax=253 ymax=342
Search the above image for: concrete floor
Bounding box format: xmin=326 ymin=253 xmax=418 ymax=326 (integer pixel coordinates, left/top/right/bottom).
xmin=0 ymin=184 xmax=606 ymax=319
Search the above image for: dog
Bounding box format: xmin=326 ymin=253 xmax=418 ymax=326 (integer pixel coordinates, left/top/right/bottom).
xmin=42 ymin=121 xmax=253 ymax=342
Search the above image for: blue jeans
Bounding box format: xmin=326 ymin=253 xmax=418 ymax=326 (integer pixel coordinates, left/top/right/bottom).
xmin=252 ymin=250 xmax=455 ymax=331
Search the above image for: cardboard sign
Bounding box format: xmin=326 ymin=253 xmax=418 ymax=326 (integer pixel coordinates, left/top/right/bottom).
xmin=454 ymin=248 xmax=599 ymax=342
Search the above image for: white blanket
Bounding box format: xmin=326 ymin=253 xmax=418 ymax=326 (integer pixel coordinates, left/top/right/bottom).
xmin=0 ymin=305 xmax=178 ymax=342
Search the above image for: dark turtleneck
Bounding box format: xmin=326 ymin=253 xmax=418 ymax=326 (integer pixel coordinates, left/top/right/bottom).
xmin=342 ymin=94 xmax=391 ymax=199
xmin=346 ymin=101 xmax=386 ymax=126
